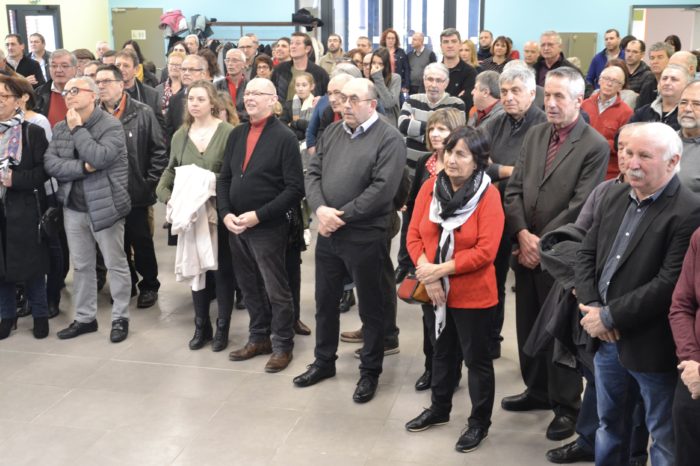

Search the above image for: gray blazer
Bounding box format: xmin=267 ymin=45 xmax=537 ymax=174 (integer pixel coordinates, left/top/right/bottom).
xmin=504 ymin=115 xmax=609 ymax=239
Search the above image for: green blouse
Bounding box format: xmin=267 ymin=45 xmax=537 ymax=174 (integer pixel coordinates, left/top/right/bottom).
xmin=156 ymin=121 xmax=234 ymax=203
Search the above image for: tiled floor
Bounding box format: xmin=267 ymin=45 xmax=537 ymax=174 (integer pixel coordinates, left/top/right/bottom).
xmin=0 ymin=205 xmax=571 ymax=465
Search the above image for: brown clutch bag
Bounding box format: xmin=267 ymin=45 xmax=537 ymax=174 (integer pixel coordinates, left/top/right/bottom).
xmin=397 ymin=274 xmax=431 ymax=305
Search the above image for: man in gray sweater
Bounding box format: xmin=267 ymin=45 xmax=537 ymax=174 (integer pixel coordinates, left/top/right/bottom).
xmin=678 ymin=80 xmax=700 ymax=194
xmin=294 ymin=78 xmax=407 ymax=403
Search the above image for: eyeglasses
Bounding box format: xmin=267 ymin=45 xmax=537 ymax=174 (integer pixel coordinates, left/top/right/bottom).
xmin=61 ymin=87 xmax=93 ymax=97
xmin=181 ymin=67 xmax=204 ymax=73
xmin=225 ymin=59 xmax=244 ymax=64
xmin=424 ymin=77 xmax=447 ymax=84
xmin=83 ymin=73 xmax=97 ymax=79
xmin=599 ymin=76 xmax=623 ymax=86
xmin=0 ymin=93 xmax=17 ymax=102
xmin=168 ymin=63 xmax=182 ymax=69
xmin=95 ymin=79 xmax=121 ymax=86
xmin=338 ymin=94 xmax=373 ymax=105
xmin=50 ymin=64 xmax=75 ymax=70
xmin=243 ymin=91 xmax=275 ymax=98
xmin=238 ymin=45 xmax=253 ymax=49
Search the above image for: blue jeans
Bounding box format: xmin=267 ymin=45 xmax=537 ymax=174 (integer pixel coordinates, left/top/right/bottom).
xmin=594 ymin=342 xmax=676 ymax=466
xmin=0 ymin=275 xmax=48 ymax=319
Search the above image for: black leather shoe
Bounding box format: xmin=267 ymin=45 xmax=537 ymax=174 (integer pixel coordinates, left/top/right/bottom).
xmin=211 ymin=319 xmax=230 ymax=352
xmin=455 ymin=426 xmax=488 ymax=453
xmin=394 ymin=266 xmax=409 ymax=284
xmin=136 ymin=290 xmax=158 ymax=308
xmin=546 ymin=414 xmax=576 ymax=441
xmin=353 ymin=376 xmax=378 ymax=403
xmin=405 ymin=408 xmax=449 ymax=432
xmin=628 ymin=456 xmax=648 ymax=466
xmin=501 ymin=392 xmax=551 ymax=411
xmin=0 ymin=318 xmax=18 ymax=339
xmin=33 ymin=316 xmax=49 ymax=339
xmin=546 ymin=441 xmax=594 ymax=463
xmin=110 ymin=318 xmax=129 ymax=343
xmin=338 ymin=290 xmax=355 ymax=313
xmin=189 ymin=317 xmax=213 ymax=350
xmin=47 ymin=302 xmax=60 ymax=319
xmin=293 ymin=363 xmax=336 ymax=387
xmin=414 ymin=370 xmax=432 ymax=391
xmin=57 ymin=320 xmax=98 ymax=339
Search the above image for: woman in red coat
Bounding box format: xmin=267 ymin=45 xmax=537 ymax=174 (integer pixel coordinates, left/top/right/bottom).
xmin=404 ymin=126 xmax=504 ymax=453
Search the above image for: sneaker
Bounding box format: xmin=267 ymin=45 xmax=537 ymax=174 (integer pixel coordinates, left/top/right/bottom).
xmin=455 ymin=426 xmax=488 ymax=453
xmin=354 ymin=343 xmax=399 ymax=359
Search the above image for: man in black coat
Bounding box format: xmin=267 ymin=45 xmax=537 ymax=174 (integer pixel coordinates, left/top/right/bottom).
xmin=270 ymin=32 xmax=328 ymax=103
xmin=114 ymin=49 xmax=163 ymax=131
xmin=4 ymin=34 xmax=45 ymax=88
xmin=96 ymin=64 xmax=167 ymax=309
xmin=164 ymin=54 xmax=210 ymax=143
xmin=575 ymin=122 xmax=700 ymax=465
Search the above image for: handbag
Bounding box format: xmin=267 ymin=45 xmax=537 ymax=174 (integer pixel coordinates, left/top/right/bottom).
xmin=35 ymin=180 xmax=62 ymax=240
xmin=397 ymin=273 xmax=430 ymax=305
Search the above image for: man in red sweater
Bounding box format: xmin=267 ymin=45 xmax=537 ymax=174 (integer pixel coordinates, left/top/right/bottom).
xmin=669 ymin=228 xmax=700 ymax=466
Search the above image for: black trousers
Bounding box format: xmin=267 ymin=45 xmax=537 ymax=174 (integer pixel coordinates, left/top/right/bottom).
xmin=229 ymin=222 xmax=295 ymax=353
xmin=673 ymin=376 xmax=700 ymax=466
xmin=512 ymin=261 xmax=582 ymax=417
xmin=124 ymin=206 xmax=160 ymax=292
xmin=396 ymin=210 xmax=413 ymax=270
xmin=492 ymin=230 xmax=511 ymax=349
xmin=192 ymin=220 xmax=234 ymax=321
xmin=285 ymin=243 xmax=302 ymax=322
xmin=431 ymin=306 xmax=496 ymax=429
xmin=314 ymin=234 xmax=393 ymax=379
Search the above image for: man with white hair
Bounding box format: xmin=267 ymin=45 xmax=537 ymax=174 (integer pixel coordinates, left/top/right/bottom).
xmin=95 ymin=41 xmax=110 ymax=60
xmin=677 ymin=80 xmax=700 ymax=193
xmin=576 ymin=122 xmax=700 ymax=465
xmin=215 ymin=48 xmax=248 ymax=118
xmin=533 ymin=31 xmax=583 ymax=87
xmin=503 ymin=67 xmax=609 ymax=441
xmin=669 ymin=51 xmax=698 ymax=80
xmin=183 ymin=34 xmax=200 ymax=54
xmin=482 ymin=64 xmax=547 ymax=360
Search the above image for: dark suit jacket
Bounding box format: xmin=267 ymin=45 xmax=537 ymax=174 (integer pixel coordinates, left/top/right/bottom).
xmin=575 ymin=177 xmax=700 ymax=372
xmin=504 ymin=115 xmax=610 ymax=239
xmin=164 ymin=88 xmax=185 ymax=145
xmin=129 ymin=80 xmax=163 ymax=131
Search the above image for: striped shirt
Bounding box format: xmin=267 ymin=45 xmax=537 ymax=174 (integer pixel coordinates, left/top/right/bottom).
xmin=398 ymin=93 xmax=466 ymax=150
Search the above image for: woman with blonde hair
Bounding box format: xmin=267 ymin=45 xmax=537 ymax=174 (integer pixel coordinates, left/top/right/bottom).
xmin=460 ymin=40 xmax=478 ymax=68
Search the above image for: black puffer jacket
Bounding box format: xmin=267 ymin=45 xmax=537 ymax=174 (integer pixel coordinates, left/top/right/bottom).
xmin=110 ymin=94 xmax=168 ymax=207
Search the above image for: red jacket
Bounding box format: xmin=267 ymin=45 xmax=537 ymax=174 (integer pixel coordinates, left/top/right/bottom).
xmin=407 ymin=178 xmax=504 ymax=309
xmin=670 ymin=227 xmax=700 ymax=366
xmin=581 ymin=93 xmax=633 ymax=180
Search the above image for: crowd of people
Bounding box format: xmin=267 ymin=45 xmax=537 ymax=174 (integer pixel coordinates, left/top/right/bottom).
xmin=0 ymin=23 xmax=699 ymax=464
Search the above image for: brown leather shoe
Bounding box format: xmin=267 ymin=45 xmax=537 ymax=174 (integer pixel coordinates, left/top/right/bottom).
xmin=340 ymin=327 xmax=363 ymax=343
xmin=228 ymin=340 xmax=272 ymax=361
xmin=294 ymin=320 xmax=311 ymax=336
xmin=264 ymin=351 xmax=293 ymax=373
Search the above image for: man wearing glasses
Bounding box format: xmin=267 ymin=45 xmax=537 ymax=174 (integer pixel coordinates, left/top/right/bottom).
xmin=164 ymin=54 xmax=209 ymax=141
xmin=295 ymin=78 xmax=406 ymax=404
xmin=238 ymin=36 xmax=258 ymax=80
xmin=96 ymin=64 xmax=167 ymax=310
xmin=44 ymin=76 xmax=132 ymax=342
xmin=533 ymin=31 xmax=584 ymax=88
xmin=217 ymin=78 xmax=304 ymax=373
xmin=35 ymin=49 xmax=78 ymax=127
xmin=215 ymin=48 xmax=248 ymax=120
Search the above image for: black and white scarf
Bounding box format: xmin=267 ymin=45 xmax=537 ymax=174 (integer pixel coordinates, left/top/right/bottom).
xmin=428 ymin=169 xmax=490 ymax=339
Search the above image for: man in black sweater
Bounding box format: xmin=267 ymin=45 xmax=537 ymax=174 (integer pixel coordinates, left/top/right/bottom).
xmin=294 ymin=78 xmax=407 ymax=404
xmin=4 ymin=34 xmax=44 ymax=88
xmin=217 ymin=78 xmax=305 ymax=374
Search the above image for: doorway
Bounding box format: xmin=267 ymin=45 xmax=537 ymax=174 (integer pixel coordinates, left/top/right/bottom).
xmin=5 ymin=4 xmax=62 ymax=50
xmin=112 ymin=7 xmax=165 ymax=72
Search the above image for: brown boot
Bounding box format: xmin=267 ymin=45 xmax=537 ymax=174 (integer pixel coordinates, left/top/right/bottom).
xmin=228 ymin=339 xmax=272 ymax=361
xmin=294 ymin=320 xmax=311 ymax=336
xmin=264 ymin=351 xmax=293 ymax=373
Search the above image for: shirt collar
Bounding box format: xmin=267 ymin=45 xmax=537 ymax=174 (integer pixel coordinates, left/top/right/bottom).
xmin=629 ymin=177 xmax=672 ymax=205
xmin=342 ymin=111 xmax=379 ymax=139
xmin=552 ymin=117 xmax=578 ymax=138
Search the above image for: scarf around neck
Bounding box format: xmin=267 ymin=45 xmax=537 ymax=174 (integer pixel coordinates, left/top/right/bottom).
xmin=0 ymin=109 xmax=24 ymax=165
xmin=428 ymin=169 xmax=490 ymax=339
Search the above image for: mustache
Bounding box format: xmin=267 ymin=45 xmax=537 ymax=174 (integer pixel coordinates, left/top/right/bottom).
xmin=627 ymin=168 xmax=645 ymax=179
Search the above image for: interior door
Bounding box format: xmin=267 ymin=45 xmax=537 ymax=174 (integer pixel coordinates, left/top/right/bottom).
xmin=112 ymin=7 xmax=165 ymax=72
xmin=560 ymin=32 xmax=598 ymax=75
xmin=6 ymin=4 xmax=62 ymax=50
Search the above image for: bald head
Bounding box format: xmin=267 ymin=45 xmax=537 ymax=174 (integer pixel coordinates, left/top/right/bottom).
xmin=523 ymin=41 xmax=540 ymax=66
xmin=669 ymin=51 xmax=698 ymax=77
xmin=411 ymin=32 xmax=425 ymax=51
